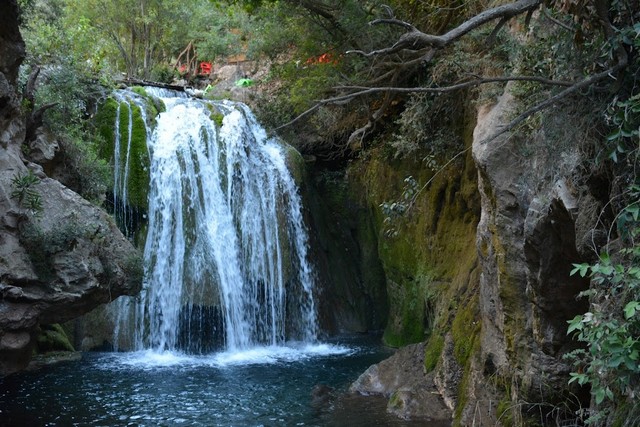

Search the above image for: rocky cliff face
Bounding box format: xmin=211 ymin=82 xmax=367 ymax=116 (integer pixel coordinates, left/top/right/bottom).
xmin=459 ymin=86 xmax=593 ymax=425
xmin=327 ymin=84 xmax=604 ymax=424
xmin=0 ymin=0 xmax=141 ymax=376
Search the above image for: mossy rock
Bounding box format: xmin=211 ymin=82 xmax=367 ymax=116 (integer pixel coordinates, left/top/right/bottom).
xmin=451 ymin=294 xmax=481 ymax=366
xmin=35 ymin=324 xmax=74 ymax=353
xmin=130 ymin=86 xmax=166 ymax=120
xmin=94 ymin=96 xmax=151 ymax=211
xmin=125 ymin=103 xmax=151 ymax=210
xmin=205 ymin=103 xmax=225 ymax=128
xmin=424 ymin=333 xmax=445 ymax=372
xmin=382 ymin=275 xmax=434 ymax=347
xmin=355 ymin=140 xmax=479 ymax=348
xmin=130 ymin=86 xmax=148 ymax=98
xmin=94 ymin=97 xmax=119 ymax=161
xmin=282 ymin=143 xmax=307 ymax=186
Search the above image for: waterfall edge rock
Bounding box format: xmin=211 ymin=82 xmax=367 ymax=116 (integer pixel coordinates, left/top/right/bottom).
xmin=0 ymin=1 xmax=141 ymax=375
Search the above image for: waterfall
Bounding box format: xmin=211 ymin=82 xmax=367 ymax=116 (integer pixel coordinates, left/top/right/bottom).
xmin=110 ymin=88 xmax=317 ymax=353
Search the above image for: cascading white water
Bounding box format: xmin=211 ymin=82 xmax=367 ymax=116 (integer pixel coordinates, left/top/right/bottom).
xmin=111 ymin=88 xmax=317 ymax=353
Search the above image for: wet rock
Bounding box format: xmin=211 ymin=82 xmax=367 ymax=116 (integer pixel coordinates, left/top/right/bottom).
xmin=350 ymin=342 xmax=451 ymax=421
xmin=26 ymin=351 xmax=82 ymax=372
xmin=311 ymin=384 xmax=335 ymax=410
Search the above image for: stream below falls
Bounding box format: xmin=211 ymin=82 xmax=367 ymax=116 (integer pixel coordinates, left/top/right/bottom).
xmin=0 ymin=335 xmax=450 ymax=426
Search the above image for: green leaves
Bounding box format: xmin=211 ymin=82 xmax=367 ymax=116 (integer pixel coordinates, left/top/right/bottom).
xmin=604 ymin=94 xmax=640 ymax=164
xmin=10 ymin=170 xmax=43 ymax=215
xmin=566 ymin=192 xmax=640 ymax=415
xmin=624 ymin=301 xmax=640 ymax=319
xmin=380 ymin=176 xmax=419 ymax=239
xmin=570 ymin=263 xmax=590 ymax=277
xmin=594 ymin=387 xmax=614 ymax=405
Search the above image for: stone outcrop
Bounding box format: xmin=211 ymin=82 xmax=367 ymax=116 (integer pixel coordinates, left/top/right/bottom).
xmin=350 ymin=343 xmax=451 ymax=422
xmin=0 ymin=0 xmax=141 ymax=376
xmin=345 ymin=84 xmax=596 ymax=424
xmin=338 ymin=83 xmax=599 ymax=423
xmin=459 ymin=84 xmax=591 ymax=424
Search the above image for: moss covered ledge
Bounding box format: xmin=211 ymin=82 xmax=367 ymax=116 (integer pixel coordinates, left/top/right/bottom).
xmin=94 ymin=93 xmax=154 ymax=212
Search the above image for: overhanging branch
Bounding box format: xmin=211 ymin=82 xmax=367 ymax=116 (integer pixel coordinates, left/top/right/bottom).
xmin=482 ymin=60 xmax=629 ymax=144
xmin=275 ymin=75 xmax=574 ymax=131
xmin=347 ymin=0 xmax=542 ymax=58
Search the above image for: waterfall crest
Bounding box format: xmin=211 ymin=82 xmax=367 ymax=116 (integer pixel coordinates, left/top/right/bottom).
xmin=111 ymin=88 xmax=317 ymax=353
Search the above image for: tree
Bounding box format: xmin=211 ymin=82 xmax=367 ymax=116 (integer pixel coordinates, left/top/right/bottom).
xmin=62 ymin=0 xmax=232 ymax=79
xmin=265 ymin=0 xmax=636 ymax=157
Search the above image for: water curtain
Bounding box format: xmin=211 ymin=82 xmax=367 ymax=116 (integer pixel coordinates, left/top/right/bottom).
xmin=110 ymin=88 xmax=317 ymax=353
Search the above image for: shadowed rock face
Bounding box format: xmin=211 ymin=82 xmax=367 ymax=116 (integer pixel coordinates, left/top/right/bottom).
xmin=0 ymin=0 xmax=141 ymax=376
xmin=461 ymin=86 xmax=591 ymax=424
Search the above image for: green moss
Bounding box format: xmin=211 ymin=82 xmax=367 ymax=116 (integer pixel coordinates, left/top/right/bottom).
xmin=211 ymin=112 xmax=224 ymax=127
xmin=452 ymin=336 xmax=482 ymax=424
xmin=282 ymin=144 xmax=307 ymax=186
xmin=353 ymin=108 xmax=479 ymax=345
xmin=154 ymin=97 xmax=166 ymax=114
xmin=36 ymin=324 xmax=74 ymax=353
xmin=382 ymin=274 xmax=435 ymax=346
xmin=95 ymin=99 xmax=150 ymax=211
xmin=203 ymin=103 xmax=224 ymax=128
xmin=424 ymin=333 xmax=444 ymax=372
xmin=452 ymin=294 xmax=480 ymax=365
xmin=126 ymin=103 xmax=150 ymax=210
xmin=131 ymin=86 xmax=148 ymax=97
xmin=94 ymin=96 xmax=119 ymax=161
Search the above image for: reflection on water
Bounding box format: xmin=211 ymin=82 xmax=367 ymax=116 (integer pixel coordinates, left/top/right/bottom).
xmin=0 ymin=336 xmax=450 ymax=426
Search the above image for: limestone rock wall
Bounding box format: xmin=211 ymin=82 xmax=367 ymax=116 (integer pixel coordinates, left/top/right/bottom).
xmin=459 ymin=86 xmax=592 ymax=424
xmin=339 ymin=85 xmax=597 ymax=423
xmin=0 ymin=0 xmax=141 ymax=376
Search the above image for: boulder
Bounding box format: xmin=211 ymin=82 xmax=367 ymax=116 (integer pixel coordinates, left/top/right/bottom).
xmin=350 ymin=342 xmax=451 ymax=421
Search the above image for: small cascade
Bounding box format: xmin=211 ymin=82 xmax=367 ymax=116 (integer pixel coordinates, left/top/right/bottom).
xmin=110 ymin=88 xmax=317 ymax=353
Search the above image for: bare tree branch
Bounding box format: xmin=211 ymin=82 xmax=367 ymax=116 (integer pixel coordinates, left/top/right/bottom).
xmin=348 ymin=0 xmax=542 ymax=58
xmin=275 ymin=75 xmax=574 ymax=131
xmin=482 ymin=60 xmax=629 ymax=144
xmin=25 ymin=102 xmax=57 ymax=143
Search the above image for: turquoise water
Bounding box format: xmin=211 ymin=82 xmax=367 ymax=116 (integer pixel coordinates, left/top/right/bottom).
xmin=0 ymin=336 xmax=450 ymax=426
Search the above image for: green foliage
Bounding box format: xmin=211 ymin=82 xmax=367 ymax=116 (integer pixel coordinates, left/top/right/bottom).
xmin=250 ymin=1 xmax=389 ymax=138
xmin=58 ymin=128 xmax=112 ymax=203
xmin=380 ymin=175 xmax=418 ymax=238
xmin=565 ymin=16 xmax=640 ymax=416
xmin=150 ymin=64 xmax=177 ymax=84
xmin=197 ymin=3 xmax=252 ymax=62
xmin=496 ymin=395 xmax=515 ymax=426
xmin=567 ymin=202 xmax=640 ymax=414
xmin=390 ymin=92 xmax=464 ymax=161
xmin=10 ymin=170 xmax=43 ymax=215
xmin=17 ymin=2 xmax=118 ymax=208
xmin=604 ymin=94 xmax=640 ymax=163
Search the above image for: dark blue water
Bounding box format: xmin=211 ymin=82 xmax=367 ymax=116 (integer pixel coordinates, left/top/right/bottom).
xmin=0 ymin=336 xmax=449 ymax=426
